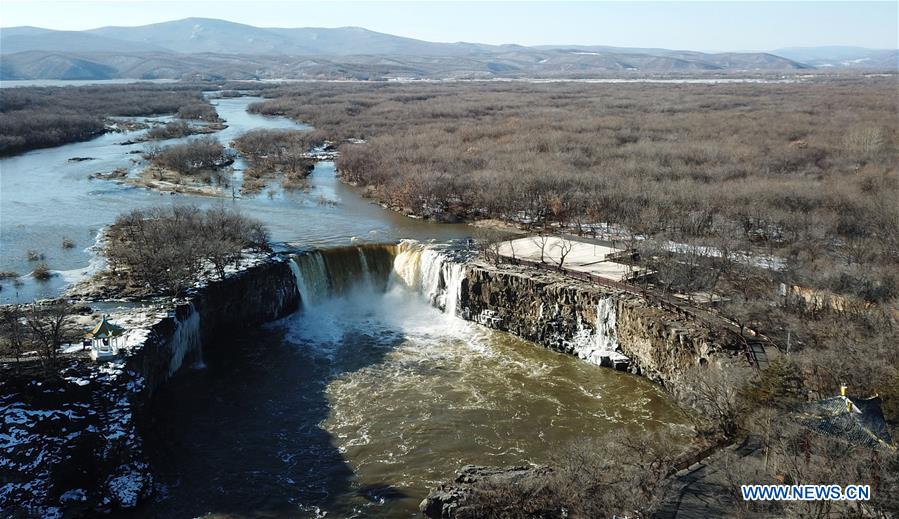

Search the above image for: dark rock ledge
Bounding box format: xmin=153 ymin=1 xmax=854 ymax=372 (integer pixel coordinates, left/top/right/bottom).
xmin=420 ymin=465 xmax=553 ymax=518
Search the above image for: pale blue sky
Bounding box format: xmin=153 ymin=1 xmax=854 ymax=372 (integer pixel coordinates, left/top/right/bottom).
xmin=2 ymin=1 xmax=896 ymax=51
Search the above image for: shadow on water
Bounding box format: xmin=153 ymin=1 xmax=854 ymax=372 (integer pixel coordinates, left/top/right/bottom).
xmin=125 ymin=246 xmax=695 ymax=518
xmin=131 ymin=301 xmax=409 ymax=518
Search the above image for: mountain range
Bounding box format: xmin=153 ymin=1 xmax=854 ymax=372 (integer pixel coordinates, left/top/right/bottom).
xmin=1 ymin=18 xmax=895 ymax=80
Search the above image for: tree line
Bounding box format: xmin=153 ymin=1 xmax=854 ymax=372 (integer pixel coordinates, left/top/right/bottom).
xmin=0 ymin=84 xmax=219 ymax=156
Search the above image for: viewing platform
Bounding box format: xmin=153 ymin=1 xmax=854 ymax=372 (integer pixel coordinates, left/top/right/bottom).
xmin=495 ymin=236 xmax=644 ymax=282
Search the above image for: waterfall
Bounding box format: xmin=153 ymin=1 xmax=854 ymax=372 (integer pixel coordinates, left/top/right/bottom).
xmin=290 ymin=245 xmax=397 ymax=307
xmin=287 ymin=241 xmax=467 ymax=317
xmin=168 ymin=303 xmax=201 ymax=377
xmin=391 ymin=240 xmax=465 ymax=316
xmin=443 ymin=262 xmax=464 ymax=317
xmin=594 ymin=298 xmax=618 ymax=351
xmin=357 ymin=247 xmax=372 ymax=289
xmin=393 ymin=240 xmax=424 ymax=288
xmin=290 ymin=252 xmax=330 ymax=306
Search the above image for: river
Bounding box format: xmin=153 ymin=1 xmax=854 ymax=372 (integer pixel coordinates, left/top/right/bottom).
xmin=1 ymin=93 xmax=692 ymax=517
xmin=0 ymin=96 xmax=467 ymax=304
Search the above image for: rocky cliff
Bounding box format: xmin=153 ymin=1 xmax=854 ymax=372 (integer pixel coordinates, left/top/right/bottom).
xmin=0 ymin=256 xmax=299 ymax=517
xmin=128 ymin=257 xmax=299 ymax=395
xmin=458 ymin=260 xmax=745 ymax=406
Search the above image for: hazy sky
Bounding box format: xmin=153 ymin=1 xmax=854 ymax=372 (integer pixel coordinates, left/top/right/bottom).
xmin=2 ymin=1 xmax=896 ymax=51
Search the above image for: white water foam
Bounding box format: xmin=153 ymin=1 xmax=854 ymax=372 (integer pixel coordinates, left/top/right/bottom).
xmin=391 ymin=240 xmax=464 ymax=316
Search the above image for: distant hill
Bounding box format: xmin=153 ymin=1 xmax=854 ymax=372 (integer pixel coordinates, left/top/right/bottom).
xmin=536 ymin=45 xmax=808 ymax=71
xmin=771 ymin=46 xmax=898 ymax=69
xmin=0 ymin=18 xmax=894 ymax=80
xmin=0 ymin=26 xmax=168 ymax=54
xmin=88 ymin=18 xmax=504 ymax=56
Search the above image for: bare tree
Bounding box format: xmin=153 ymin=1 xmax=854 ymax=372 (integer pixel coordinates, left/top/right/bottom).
xmin=24 ymin=301 xmax=74 ymax=372
xmin=552 ymin=236 xmax=574 ymax=270
xmin=458 ymin=430 xmax=683 ymax=518
xmin=531 ymin=233 xmax=551 ymax=264
xmin=0 ymin=306 xmax=27 ymax=370
xmin=104 ymin=205 xmax=269 ymax=296
xmin=682 ymin=364 xmax=750 ymax=438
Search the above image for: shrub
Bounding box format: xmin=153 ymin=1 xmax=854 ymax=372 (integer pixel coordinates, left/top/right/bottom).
xmin=145 ymin=121 xmax=195 ymax=140
xmin=31 ymin=263 xmax=52 ymax=281
xmin=459 ymin=431 xmax=683 ymax=518
xmin=0 ymin=84 xmax=216 ymax=156
xmin=176 ymin=102 xmax=219 ymax=121
xmin=232 ymin=129 xmax=319 ymax=193
xmin=145 ymin=136 xmax=231 ymax=175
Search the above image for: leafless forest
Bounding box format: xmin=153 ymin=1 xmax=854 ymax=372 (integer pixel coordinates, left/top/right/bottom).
xmin=249 ymin=78 xmax=899 ymax=423
xmin=0 ymin=84 xmax=215 ymax=155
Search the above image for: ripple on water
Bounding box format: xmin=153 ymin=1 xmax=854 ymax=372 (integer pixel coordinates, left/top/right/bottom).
xmin=266 ymin=282 xmax=695 ymax=516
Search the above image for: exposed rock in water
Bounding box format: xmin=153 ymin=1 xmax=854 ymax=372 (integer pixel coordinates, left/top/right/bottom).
xmin=89 ymin=167 xmax=128 ymax=180
xmin=68 ymin=156 xmax=96 ymax=162
xmin=420 ymin=465 xmax=553 ymax=518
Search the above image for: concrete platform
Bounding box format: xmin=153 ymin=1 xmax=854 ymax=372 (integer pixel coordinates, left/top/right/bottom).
xmin=496 ymin=236 xmax=641 ymax=282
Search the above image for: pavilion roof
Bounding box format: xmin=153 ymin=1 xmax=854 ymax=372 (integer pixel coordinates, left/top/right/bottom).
xmin=85 ymin=315 xmax=125 ymax=339
xmin=795 ymin=395 xmax=894 ymax=451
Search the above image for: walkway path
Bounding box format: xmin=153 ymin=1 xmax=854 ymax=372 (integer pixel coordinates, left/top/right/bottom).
xmin=658 ymin=437 xmax=768 ymax=518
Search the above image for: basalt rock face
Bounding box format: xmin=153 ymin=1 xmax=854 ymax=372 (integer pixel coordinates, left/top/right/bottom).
xmin=458 ymin=261 xmax=741 ymax=406
xmin=0 ymin=257 xmax=300 ymax=517
xmin=615 ymin=297 xmax=734 ymax=404
xmin=124 ymin=258 xmax=299 ymax=396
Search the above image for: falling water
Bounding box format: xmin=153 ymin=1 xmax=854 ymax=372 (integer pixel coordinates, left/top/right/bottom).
xmin=289 ymin=240 xmax=466 ymax=315
xmin=442 ymin=262 xmax=464 ymax=317
xmin=167 ymin=303 xmax=202 ymax=377
xmin=392 ymin=240 xmax=424 ymax=288
xmin=594 ymin=297 xmax=619 ymax=351
xmin=289 ymin=245 xmax=396 ymax=307
xmin=391 ymin=240 xmax=465 ymax=315
xmin=289 ymin=252 xmax=330 ymax=306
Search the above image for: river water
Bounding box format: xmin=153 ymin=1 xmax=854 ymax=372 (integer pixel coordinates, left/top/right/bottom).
xmin=0 ymin=96 xmax=466 ymax=304
xmin=138 ymin=245 xmax=691 ymax=518
xmin=1 ymin=93 xmax=692 ymax=517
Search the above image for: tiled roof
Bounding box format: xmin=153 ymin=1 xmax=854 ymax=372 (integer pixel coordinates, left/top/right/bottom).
xmin=795 ymin=395 xmax=894 ymax=451
xmin=85 ymin=315 xmax=125 ymax=339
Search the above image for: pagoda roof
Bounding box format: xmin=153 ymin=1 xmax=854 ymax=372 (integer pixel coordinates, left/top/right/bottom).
xmin=85 ymin=315 xmax=125 ymax=339
xmin=795 ymin=395 xmax=894 ymax=451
